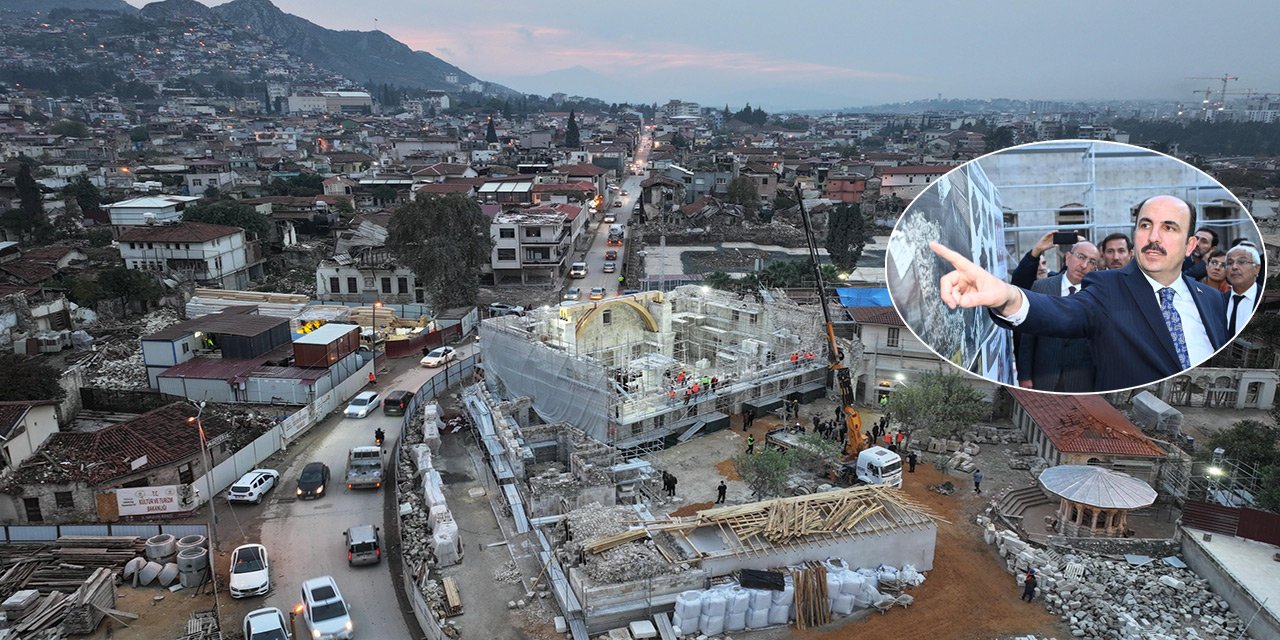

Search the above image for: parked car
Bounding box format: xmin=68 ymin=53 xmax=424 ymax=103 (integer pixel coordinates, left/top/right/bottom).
xmin=296 ymin=462 xmax=330 ymax=500
xmin=243 ymin=607 xmax=289 ymax=640
xmin=589 ymin=287 xmax=606 ymax=300
xmin=569 ymin=262 xmax=588 ymax=278
xmin=343 ymin=391 xmax=380 ymax=418
xmin=563 ymin=287 xmax=582 ymax=301
xmin=300 ymin=576 xmax=353 ymax=640
xmin=604 ymin=249 xmax=618 ymax=260
xmin=419 ymin=346 xmax=456 ymax=368
xmin=487 ymin=302 xmax=525 ymax=317
xmin=382 ymin=390 xmax=411 ymax=416
xmin=227 ymin=469 xmax=280 ymax=505
xmin=229 ymin=543 xmax=270 ymax=598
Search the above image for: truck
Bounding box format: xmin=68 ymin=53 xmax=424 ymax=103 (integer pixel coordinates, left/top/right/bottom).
xmin=766 ymin=428 xmax=902 ymax=488
xmin=607 ymin=224 xmax=624 ymax=246
xmin=344 ymin=446 xmax=385 ymax=490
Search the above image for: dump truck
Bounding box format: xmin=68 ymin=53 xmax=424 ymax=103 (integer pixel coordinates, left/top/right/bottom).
xmin=766 ymin=428 xmax=903 ymax=488
xmin=344 ymin=446 xmax=385 ymax=490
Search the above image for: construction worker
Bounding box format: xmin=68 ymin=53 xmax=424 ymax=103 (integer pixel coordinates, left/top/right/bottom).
xmin=691 ymin=382 xmax=700 ymax=395
xmin=746 ymin=434 xmax=756 ymax=455
xmin=667 ymin=388 xmax=676 ymax=404
xmin=790 ymin=352 xmax=799 ymax=366
xmin=710 ymin=376 xmax=718 ymax=391
xmin=368 ymin=371 xmax=376 ymax=385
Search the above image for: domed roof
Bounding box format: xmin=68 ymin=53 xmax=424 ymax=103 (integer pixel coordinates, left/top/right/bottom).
xmin=1037 ymin=465 xmax=1157 ymax=510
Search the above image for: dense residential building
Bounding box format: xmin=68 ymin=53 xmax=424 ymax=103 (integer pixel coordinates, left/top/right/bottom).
xmin=488 ymin=203 xmax=587 ymax=284
xmin=117 ymin=222 xmax=264 ymax=289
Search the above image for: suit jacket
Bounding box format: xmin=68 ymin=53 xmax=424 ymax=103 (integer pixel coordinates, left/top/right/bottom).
xmin=997 ymin=260 xmax=1228 ymax=391
xmin=1222 ymin=281 xmax=1263 ymax=335
xmin=1017 ymin=275 xmax=1095 ymax=392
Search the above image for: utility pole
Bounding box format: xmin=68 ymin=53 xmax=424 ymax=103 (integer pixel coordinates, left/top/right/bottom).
xmin=187 ymin=401 xmax=222 ymax=631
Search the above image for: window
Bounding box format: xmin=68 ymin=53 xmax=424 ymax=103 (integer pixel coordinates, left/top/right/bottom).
xmin=178 ymin=462 xmax=194 ymax=485
xmin=499 ymin=228 xmax=515 ymax=238
xmin=192 ymin=178 xmax=202 ymax=186
xmin=380 ymin=277 xmax=392 ymax=294
xmin=55 ymin=492 xmax=74 ymax=509
xmin=129 ymin=243 xmax=136 ymax=249
xmin=497 ymin=248 xmax=516 ymax=261
xmin=182 ymin=342 xmax=189 ymax=353
xmin=761 ymin=177 xmax=769 ymax=185
xmin=732 ymin=310 xmax=740 ymax=322
xmin=715 ymin=177 xmax=727 ymax=185
xmin=1056 ymin=206 xmax=1089 ymax=234
xmin=23 ymin=497 xmax=42 ymax=522
xmin=329 ymin=277 xmax=340 ymax=293
xmin=887 ymin=327 xmax=900 ymax=348
xmin=524 ymin=227 xmax=542 ymax=238
xmin=347 ymin=277 xmax=358 ymax=293
xmin=214 ymin=257 xmax=222 ymax=271
xmin=602 ymin=310 xmax=612 ymax=325
xmin=397 ymin=277 xmax=408 ymax=294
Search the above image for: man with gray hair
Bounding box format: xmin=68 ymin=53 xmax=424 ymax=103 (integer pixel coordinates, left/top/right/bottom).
xmin=1223 ymin=244 xmax=1262 ymax=336
xmin=1018 ymin=241 xmax=1101 ymax=392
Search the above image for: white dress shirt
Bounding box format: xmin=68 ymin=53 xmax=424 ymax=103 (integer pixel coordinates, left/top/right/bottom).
xmin=1001 ymin=274 xmax=1215 ymax=367
xmin=1225 ymin=284 xmax=1258 ymax=334
xmin=1059 ymin=276 xmax=1081 ymax=297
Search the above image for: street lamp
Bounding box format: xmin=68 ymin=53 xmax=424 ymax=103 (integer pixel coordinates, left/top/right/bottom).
xmin=186 ymin=401 xmax=222 ymax=630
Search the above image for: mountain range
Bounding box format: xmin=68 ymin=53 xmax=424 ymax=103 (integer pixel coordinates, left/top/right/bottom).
xmin=0 ymin=0 xmax=516 ymax=97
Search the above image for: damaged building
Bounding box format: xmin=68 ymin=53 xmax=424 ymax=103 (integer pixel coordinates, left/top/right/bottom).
xmin=480 ymin=285 xmax=842 ymax=453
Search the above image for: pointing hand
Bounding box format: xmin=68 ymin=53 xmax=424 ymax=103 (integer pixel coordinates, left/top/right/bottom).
xmin=929 ymin=242 xmax=1022 ymax=314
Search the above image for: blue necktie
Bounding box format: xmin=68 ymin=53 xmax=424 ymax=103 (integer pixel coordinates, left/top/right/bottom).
xmin=1158 ymin=287 xmax=1190 ymax=369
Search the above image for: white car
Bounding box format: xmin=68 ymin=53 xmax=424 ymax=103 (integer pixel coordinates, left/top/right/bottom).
xmin=243 ymin=607 xmax=289 ymax=640
xmin=226 ymin=469 xmax=280 ymax=505
xmin=301 ymin=576 xmax=354 ymax=640
xmin=419 ymin=346 xmax=456 ymax=368
xmin=563 ymin=287 xmax=582 ymax=301
xmin=344 ymin=391 xmax=380 ymax=418
xmin=229 ymin=544 xmax=270 ymax=598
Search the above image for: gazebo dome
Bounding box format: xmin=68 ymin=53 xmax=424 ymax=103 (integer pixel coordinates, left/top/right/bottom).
xmin=1038 ymin=465 xmax=1156 ymax=509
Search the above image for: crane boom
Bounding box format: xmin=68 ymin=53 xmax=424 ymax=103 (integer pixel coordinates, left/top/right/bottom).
xmin=792 ymin=186 xmax=865 ymax=458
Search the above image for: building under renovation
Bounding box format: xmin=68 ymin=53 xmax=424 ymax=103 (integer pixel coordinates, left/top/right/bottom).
xmin=480 ymin=286 xmax=842 ymax=452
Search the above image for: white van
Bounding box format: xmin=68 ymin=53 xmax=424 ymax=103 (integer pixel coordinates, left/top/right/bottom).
xmin=569 ymin=262 xmax=588 ymax=278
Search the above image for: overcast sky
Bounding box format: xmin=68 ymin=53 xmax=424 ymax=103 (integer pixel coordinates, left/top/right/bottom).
xmin=127 ymin=0 xmax=1280 ymax=111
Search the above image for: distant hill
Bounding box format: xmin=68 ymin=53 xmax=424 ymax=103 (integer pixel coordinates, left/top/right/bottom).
xmin=139 ymin=0 xmax=216 ymax=22
xmin=210 ymin=0 xmax=515 ymax=96
xmin=0 ymin=0 xmax=136 ymax=14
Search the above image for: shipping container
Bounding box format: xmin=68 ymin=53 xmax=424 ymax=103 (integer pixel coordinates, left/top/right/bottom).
xmin=293 ymin=324 xmax=362 ymax=368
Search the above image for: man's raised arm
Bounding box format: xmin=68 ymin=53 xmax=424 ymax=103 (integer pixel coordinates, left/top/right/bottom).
xmin=929 ymin=241 xmax=1024 ymax=316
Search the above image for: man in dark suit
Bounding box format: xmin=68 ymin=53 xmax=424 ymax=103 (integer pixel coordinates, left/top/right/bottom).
xmin=931 ymin=196 xmax=1228 ymax=391
xmin=1223 ymin=244 xmax=1262 ymax=337
xmin=1018 ymin=241 xmax=1100 ymax=392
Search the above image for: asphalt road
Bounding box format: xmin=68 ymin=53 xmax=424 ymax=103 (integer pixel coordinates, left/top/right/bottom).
xmin=216 ymin=344 xmax=474 ymax=639
xmin=569 ymin=138 xmax=649 ymax=298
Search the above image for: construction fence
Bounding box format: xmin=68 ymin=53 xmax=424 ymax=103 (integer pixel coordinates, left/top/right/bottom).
xmin=0 ymin=523 xmax=208 ymax=543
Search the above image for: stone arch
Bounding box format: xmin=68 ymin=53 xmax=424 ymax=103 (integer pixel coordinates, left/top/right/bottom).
xmin=574 ymin=297 xmax=659 ymax=338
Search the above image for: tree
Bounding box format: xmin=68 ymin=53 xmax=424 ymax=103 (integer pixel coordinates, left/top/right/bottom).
xmin=886 ymin=371 xmax=989 ymax=439
xmin=15 ymin=163 xmax=43 ymax=219
xmin=370 ymin=186 xmax=398 ymax=205
xmin=333 ymin=198 xmax=355 ymax=215
xmin=825 ymin=203 xmax=868 ymax=272
xmin=724 ymin=176 xmax=760 ymax=218
xmin=0 ymin=354 xmax=66 ymax=402
xmin=485 ymin=116 xmax=498 ymax=144
xmin=386 ymin=194 xmax=494 ymax=309
xmin=670 ymin=131 xmax=688 ymax=149
xmin=565 ymin=110 xmax=580 ymax=148
xmin=181 ymin=200 xmax=271 ymax=239
xmin=734 ymin=449 xmax=791 ymax=498
xmin=53 ymin=196 xmax=83 ymax=238
xmin=50 ymin=120 xmax=89 ymax=138
xmin=97 ymin=266 xmax=162 ymax=306
xmin=64 ymin=175 xmax=101 ymax=213
xmin=4 ymin=163 xmax=53 ymax=242
xmin=200 ymin=185 xmax=221 ymax=201
xmin=984 ymin=126 xmax=1015 ymax=153
xmin=1204 ymin=420 xmax=1278 ymax=472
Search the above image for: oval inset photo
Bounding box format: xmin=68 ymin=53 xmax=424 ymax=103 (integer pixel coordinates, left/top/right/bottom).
xmin=886 ymin=139 xmax=1265 ymax=394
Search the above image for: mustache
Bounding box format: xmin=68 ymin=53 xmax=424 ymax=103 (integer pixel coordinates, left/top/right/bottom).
xmin=1140 ymin=243 xmax=1167 ymax=256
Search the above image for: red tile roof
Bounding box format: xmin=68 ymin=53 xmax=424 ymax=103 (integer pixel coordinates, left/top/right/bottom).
xmin=557 ymin=163 xmax=607 ymax=177
xmin=847 ymin=306 xmax=905 ymax=327
xmin=117 ymin=222 xmax=241 ymax=243
xmin=0 ymin=404 xmax=31 ymax=440
xmin=415 ymin=182 xmax=476 ymax=195
xmin=1 ymin=260 xmax=59 ymax=285
xmin=532 ymin=181 xmax=594 ymax=193
xmin=876 ymin=165 xmax=952 ymax=176
xmin=1009 ymin=389 xmax=1164 ymax=458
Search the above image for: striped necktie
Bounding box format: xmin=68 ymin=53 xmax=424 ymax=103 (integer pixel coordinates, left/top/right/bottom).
xmin=1158 ymin=287 xmax=1190 ymax=369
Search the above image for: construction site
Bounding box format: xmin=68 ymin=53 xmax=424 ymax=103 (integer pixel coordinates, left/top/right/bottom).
xmin=479 ymin=285 xmax=839 ymax=454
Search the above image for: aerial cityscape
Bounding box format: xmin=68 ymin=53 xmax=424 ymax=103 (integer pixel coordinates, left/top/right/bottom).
xmin=0 ymin=1 xmax=1275 ymax=640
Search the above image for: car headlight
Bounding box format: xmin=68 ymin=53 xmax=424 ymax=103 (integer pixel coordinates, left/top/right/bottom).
xmin=312 ymin=629 xmax=321 ymax=639
xmin=296 ymin=488 xmax=302 ymax=496
xmin=344 ymin=621 xmax=353 ymax=631
xmin=316 ymin=485 xmax=324 ymax=494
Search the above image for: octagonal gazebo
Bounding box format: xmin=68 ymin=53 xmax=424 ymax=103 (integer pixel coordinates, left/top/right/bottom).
xmin=1038 ymin=465 xmax=1157 ymax=538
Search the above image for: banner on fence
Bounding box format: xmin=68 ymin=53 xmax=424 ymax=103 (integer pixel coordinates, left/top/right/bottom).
xmin=114 ymin=484 xmax=195 ymax=516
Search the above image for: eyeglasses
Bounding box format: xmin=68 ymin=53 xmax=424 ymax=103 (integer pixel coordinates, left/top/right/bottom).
xmin=1071 ymin=253 xmax=1102 ymax=269
xmin=1208 ymin=260 xmax=1225 ymax=268
xmin=1224 ymin=259 xmax=1255 ymax=267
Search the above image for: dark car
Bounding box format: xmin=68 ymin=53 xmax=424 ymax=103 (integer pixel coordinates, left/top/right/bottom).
xmin=382 ymin=390 xmax=411 ymax=416
xmin=295 ymin=462 xmax=330 ymax=500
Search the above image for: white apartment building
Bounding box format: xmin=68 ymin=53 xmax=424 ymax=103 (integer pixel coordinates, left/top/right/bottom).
xmin=105 ymin=195 xmax=201 ymax=229
xmin=489 ymin=204 xmax=586 ymax=285
xmin=117 ymin=222 xmax=263 ymax=290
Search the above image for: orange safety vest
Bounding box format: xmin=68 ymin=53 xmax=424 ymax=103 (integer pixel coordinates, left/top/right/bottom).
xmin=790 ymin=353 xmax=799 ymax=363
xmin=692 ymin=383 xmax=700 ymax=394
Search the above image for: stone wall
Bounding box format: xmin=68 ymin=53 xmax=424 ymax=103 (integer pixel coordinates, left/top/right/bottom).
xmin=1047 ymin=536 xmax=1180 ymax=558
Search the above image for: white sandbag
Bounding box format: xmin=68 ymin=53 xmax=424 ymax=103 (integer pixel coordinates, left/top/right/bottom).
xmin=856 ymin=567 xmax=879 ymax=591
xmin=726 ymin=586 xmax=749 ymax=614
xmin=767 ymin=604 xmax=790 ymax=625
xmin=852 ymin=580 xmax=882 ymax=609
xmin=422 ymin=469 xmax=447 ymax=508
xmin=831 ymin=593 xmax=856 ymax=616
xmin=422 ymin=401 xmax=440 ymax=421
xmin=432 ymin=519 xmax=461 ymax=567
xmin=840 ymin=571 xmax=865 ymax=596
xmin=699 ymin=613 xmax=724 ymax=636
xmin=772 ymin=583 xmax=794 ymax=605
xmin=674 ymin=590 xmax=702 ymax=621
xmin=700 ymin=589 xmax=726 ymax=617
xmin=747 ymin=588 xmax=771 ymax=612
xmin=825 ymin=571 xmax=844 ymax=598
xmin=409 ymin=444 xmax=434 ymax=476
xmin=746 ymin=608 xmax=770 ymax=629
xmin=671 ymin=613 xmax=696 ymax=635
xmin=877 ymin=564 xmax=898 ymax=583
xmin=428 ymin=504 xmax=451 ymax=530
xmin=899 ymin=564 xmax=925 ymax=587
xmin=423 ymin=416 xmax=442 ymax=452
xmin=724 ymin=608 xmax=746 ymax=632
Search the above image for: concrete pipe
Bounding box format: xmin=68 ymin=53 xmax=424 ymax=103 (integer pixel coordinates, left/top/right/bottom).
xmin=179 ymin=568 xmax=208 ymax=589
xmin=144 ymin=534 xmax=177 ymax=561
xmin=176 ymin=534 xmax=207 ymax=552
xmin=158 ymin=563 xmax=180 ymax=587
xmin=122 ymin=556 xmax=147 ymax=579
xmin=137 ymin=561 xmax=164 ymax=586
xmin=176 ymin=547 xmax=208 ymax=573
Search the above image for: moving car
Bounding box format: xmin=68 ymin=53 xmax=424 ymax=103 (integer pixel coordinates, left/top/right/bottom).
xmin=300 ymin=576 xmax=353 ymax=640
xmin=344 ymin=524 xmax=382 ymax=566
xmin=589 ymin=287 xmax=606 ymax=300
xmin=563 ymin=287 xmax=582 ymax=301
xmin=612 ymin=200 xmax=622 ymax=208
xmin=487 ymin=302 xmax=525 ymax=317
xmin=227 ymin=469 xmax=280 ymax=505
xmin=602 ymin=261 xmax=616 ymax=273
xmin=229 ymin=543 xmax=270 ymax=598
xmin=296 ymin=462 xmax=330 ymax=500
xmin=243 ymin=607 xmax=289 ymax=640
xmin=603 ymin=213 xmax=616 ymax=223
xmin=621 ymin=190 xmax=628 ymax=196
xmin=419 ymin=346 xmax=456 ymax=368
xmin=343 ymin=391 xmax=380 ymax=418
xmin=569 ymin=262 xmax=588 ymax=278
xmin=604 ymin=249 xmax=618 ymax=260
xmin=382 ymin=389 xmax=411 ymax=416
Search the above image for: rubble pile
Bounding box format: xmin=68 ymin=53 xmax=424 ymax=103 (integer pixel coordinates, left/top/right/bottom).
xmin=493 ymin=560 xmax=522 ymax=584
xmin=564 ymin=504 xmax=677 ymax=584
xmin=964 ymin=424 xmax=1027 ymax=445
xmin=85 ymin=308 xmax=182 ymax=389
xmin=988 ymin=528 xmax=1245 ymax=639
